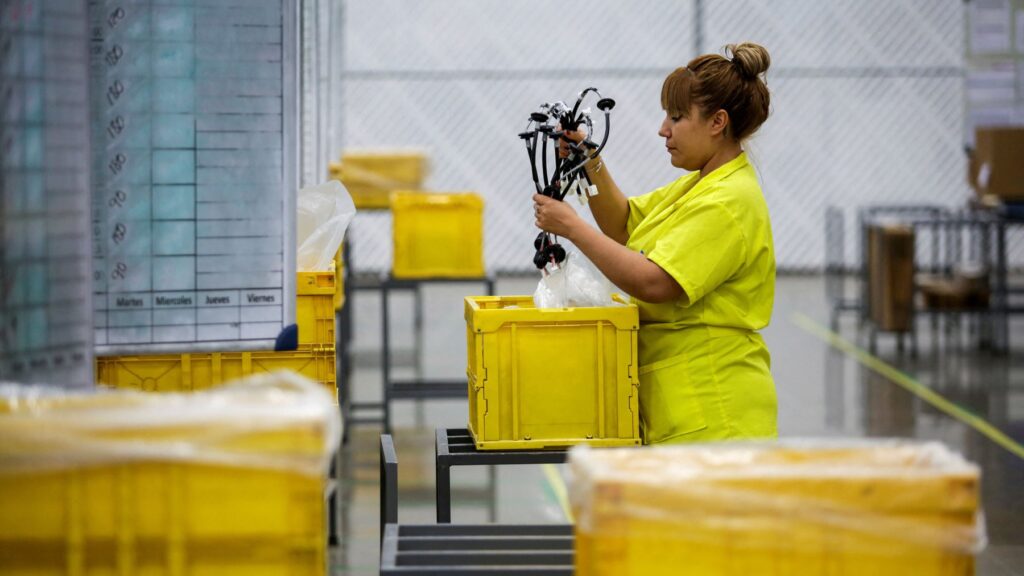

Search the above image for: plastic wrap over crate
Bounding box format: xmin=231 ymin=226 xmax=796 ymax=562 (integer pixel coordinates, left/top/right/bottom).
xmin=569 ymin=440 xmax=985 ymax=576
xmin=0 ymin=371 xmax=341 ymax=575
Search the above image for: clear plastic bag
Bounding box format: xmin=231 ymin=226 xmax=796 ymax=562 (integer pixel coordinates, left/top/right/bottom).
xmin=0 ymin=371 xmax=340 ymax=478
xmin=569 ymin=440 xmax=987 ymax=570
xmin=533 ymin=249 xmax=621 ymax=308
xmin=297 ymin=180 xmax=356 ymax=271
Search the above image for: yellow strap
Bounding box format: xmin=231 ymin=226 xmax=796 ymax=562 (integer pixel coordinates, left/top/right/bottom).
xmin=542 ymin=464 xmax=574 ymax=523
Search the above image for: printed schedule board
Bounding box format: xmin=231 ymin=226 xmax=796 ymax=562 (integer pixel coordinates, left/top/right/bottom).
xmin=89 ymin=0 xmax=297 ymax=354
xmin=0 ymin=0 xmax=94 ymax=386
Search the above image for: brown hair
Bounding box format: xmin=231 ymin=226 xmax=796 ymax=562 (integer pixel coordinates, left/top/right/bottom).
xmin=660 ymin=43 xmax=771 ymax=141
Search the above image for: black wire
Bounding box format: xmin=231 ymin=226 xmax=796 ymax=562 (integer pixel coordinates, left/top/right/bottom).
xmin=593 ymin=111 xmax=611 ymax=157
xmin=568 ymin=87 xmax=600 ymax=129
xmin=541 ymin=131 xmax=549 ymax=190
xmin=526 ymin=132 xmax=541 ymax=194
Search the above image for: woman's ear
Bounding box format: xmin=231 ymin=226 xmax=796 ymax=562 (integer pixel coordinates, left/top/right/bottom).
xmin=709 ymin=109 xmax=730 ymax=137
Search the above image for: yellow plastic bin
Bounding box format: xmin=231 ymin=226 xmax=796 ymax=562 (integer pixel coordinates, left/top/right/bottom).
xmin=392 ymin=191 xmax=485 ymax=279
xmin=329 ymin=150 xmax=427 ymax=210
xmin=297 ymin=270 xmax=336 ymax=346
xmin=0 ymin=373 xmax=340 ymax=576
xmin=95 ymin=346 xmax=336 ymax=398
xmin=465 ymin=295 xmax=640 ymax=450
xmin=570 ymin=441 xmax=984 ymax=576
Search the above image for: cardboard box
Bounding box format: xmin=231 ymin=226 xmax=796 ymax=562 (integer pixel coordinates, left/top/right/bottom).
xmin=970 ymin=128 xmax=1024 ymax=201
xmin=917 ymin=272 xmax=990 ymax=311
xmin=868 ymin=223 xmax=915 ymax=332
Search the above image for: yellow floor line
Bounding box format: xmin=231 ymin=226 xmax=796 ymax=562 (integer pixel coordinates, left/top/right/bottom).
xmin=791 ymin=311 xmax=1024 ymax=461
xmin=542 ymin=463 xmax=575 ymax=523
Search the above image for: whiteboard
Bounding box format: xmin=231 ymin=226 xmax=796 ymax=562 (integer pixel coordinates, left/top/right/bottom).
xmin=0 ymin=0 xmax=94 ymax=386
xmin=89 ymin=0 xmax=297 ymax=354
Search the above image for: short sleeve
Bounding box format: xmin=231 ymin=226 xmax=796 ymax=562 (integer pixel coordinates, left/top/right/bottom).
xmin=645 ymin=200 xmax=747 ymax=306
xmin=626 ymin=185 xmax=667 ymax=236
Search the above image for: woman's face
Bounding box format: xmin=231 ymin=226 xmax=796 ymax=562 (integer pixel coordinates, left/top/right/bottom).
xmin=658 ymin=104 xmax=715 ymax=172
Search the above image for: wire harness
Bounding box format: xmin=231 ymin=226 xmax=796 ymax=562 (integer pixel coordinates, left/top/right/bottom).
xmin=519 ymin=87 xmax=615 ymax=270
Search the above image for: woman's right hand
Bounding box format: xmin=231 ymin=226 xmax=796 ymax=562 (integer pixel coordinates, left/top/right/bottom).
xmin=558 ymin=127 xmax=587 ymax=159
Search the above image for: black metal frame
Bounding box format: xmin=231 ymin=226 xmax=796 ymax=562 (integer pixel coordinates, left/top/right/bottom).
xmin=435 ymin=428 xmax=568 ymax=523
xmin=379 ymin=524 xmax=574 ymax=575
xmin=380 ymin=433 xmax=398 ymax=543
xmin=338 ymin=240 xmax=355 ymax=443
xmin=824 ymin=206 xmax=863 ymax=329
xmin=825 ymin=203 xmax=1023 ymax=354
xmin=328 ymin=241 xmax=356 ymax=543
xmin=379 ymin=432 xmax=573 ymax=574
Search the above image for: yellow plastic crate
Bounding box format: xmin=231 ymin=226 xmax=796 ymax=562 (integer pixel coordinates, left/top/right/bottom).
xmin=95 ymin=345 xmax=336 ymax=398
xmin=0 ymin=464 xmax=325 ymax=576
xmin=465 ymin=295 xmax=640 ymax=450
xmin=570 ymin=442 xmax=983 ymax=576
xmin=297 ymin=271 xmax=336 ymax=346
xmin=392 ymin=191 xmax=485 ymax=279
xmin=0 ymin=375 xmax=336 ymax=576
xmin=328 ymin=150 xmax=427 ymax=210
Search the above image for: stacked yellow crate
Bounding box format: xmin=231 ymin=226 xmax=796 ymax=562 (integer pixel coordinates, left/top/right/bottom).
xmin=465 ymin=295 xmax=641 ymax=450
xmin=392 ymin=191 xmax=485 ymax=279
xmin=569 ymin=441 xmax=983 ymax=576
xmin=0 ymin=373 xmax=339 ymax=576
xmin=328 ymin=150 xmax=426 ymax=210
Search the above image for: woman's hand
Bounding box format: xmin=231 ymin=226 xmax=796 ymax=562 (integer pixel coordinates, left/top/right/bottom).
xmin=558 ymin=128 xmax=587 ymax=159
xmin=534 ymin=194 xmax=584 ymax=239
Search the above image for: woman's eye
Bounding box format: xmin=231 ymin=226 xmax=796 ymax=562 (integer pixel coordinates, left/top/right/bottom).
xmin=671 ymin=116 xmax=682 ymax=122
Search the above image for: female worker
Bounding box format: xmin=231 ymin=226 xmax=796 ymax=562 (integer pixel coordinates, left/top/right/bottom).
xmin=534 ymin=43 xmax=776 ymax=443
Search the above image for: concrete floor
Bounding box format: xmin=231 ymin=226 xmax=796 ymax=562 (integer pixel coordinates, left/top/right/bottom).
xmin=331 ymin=274 xmax=1024 ymax=575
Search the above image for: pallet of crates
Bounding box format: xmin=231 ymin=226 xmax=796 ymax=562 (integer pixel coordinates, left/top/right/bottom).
xmin=96 ymin=271 xmax=338 ymax=397
xmin=0 ymin=372 xmax=339 ymax=576
xmin=328 ymin=150 xmax=427 ymax=210
xmin=569 ymin=440 xmax=984 ymax=576
xmin=465 ymin=294 xmax=641 ymax=450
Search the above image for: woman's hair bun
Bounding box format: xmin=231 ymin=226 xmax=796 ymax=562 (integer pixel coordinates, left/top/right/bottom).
xmin=727 ymin=42 xmax=770 ymax=80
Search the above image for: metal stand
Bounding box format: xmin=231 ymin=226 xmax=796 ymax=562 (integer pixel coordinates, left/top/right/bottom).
xmin=380 ymin=524 xmax=574 ymax=575
xmin=344 ymin=275 xmax=495 ymax=436
xmin=380 ymin=433 xmax=573 ymax=575
xmin=826 ymin=203 xmax=1022 ymax=355
xmin=435 ymin=428 xmax=568 ymax=523
xmin=329 ymin=241 xmax=354 ymax=543
xmin=380 ymin=433 xmax=398 ymax=544
xmin=338 ymin=240 xmax=354 ymax=443
xmin=327 ymin=447 xmax=342 ymax=545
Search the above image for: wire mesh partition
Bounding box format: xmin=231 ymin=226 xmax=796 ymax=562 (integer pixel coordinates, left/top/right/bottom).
xmin=329 ymin=0 xmax=1006 ymax=274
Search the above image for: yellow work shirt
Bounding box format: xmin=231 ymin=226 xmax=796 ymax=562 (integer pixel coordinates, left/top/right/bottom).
xmin=626 ymin=152 xmax=777 ymax=443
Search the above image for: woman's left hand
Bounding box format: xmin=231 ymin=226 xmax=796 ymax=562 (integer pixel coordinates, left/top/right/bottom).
xmin=534 ymin=194 xmax=583 ymax=239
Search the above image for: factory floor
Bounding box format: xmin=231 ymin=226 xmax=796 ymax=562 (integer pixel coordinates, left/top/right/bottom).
xmin=330 ymin=274 xmax=1024 ymax=575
